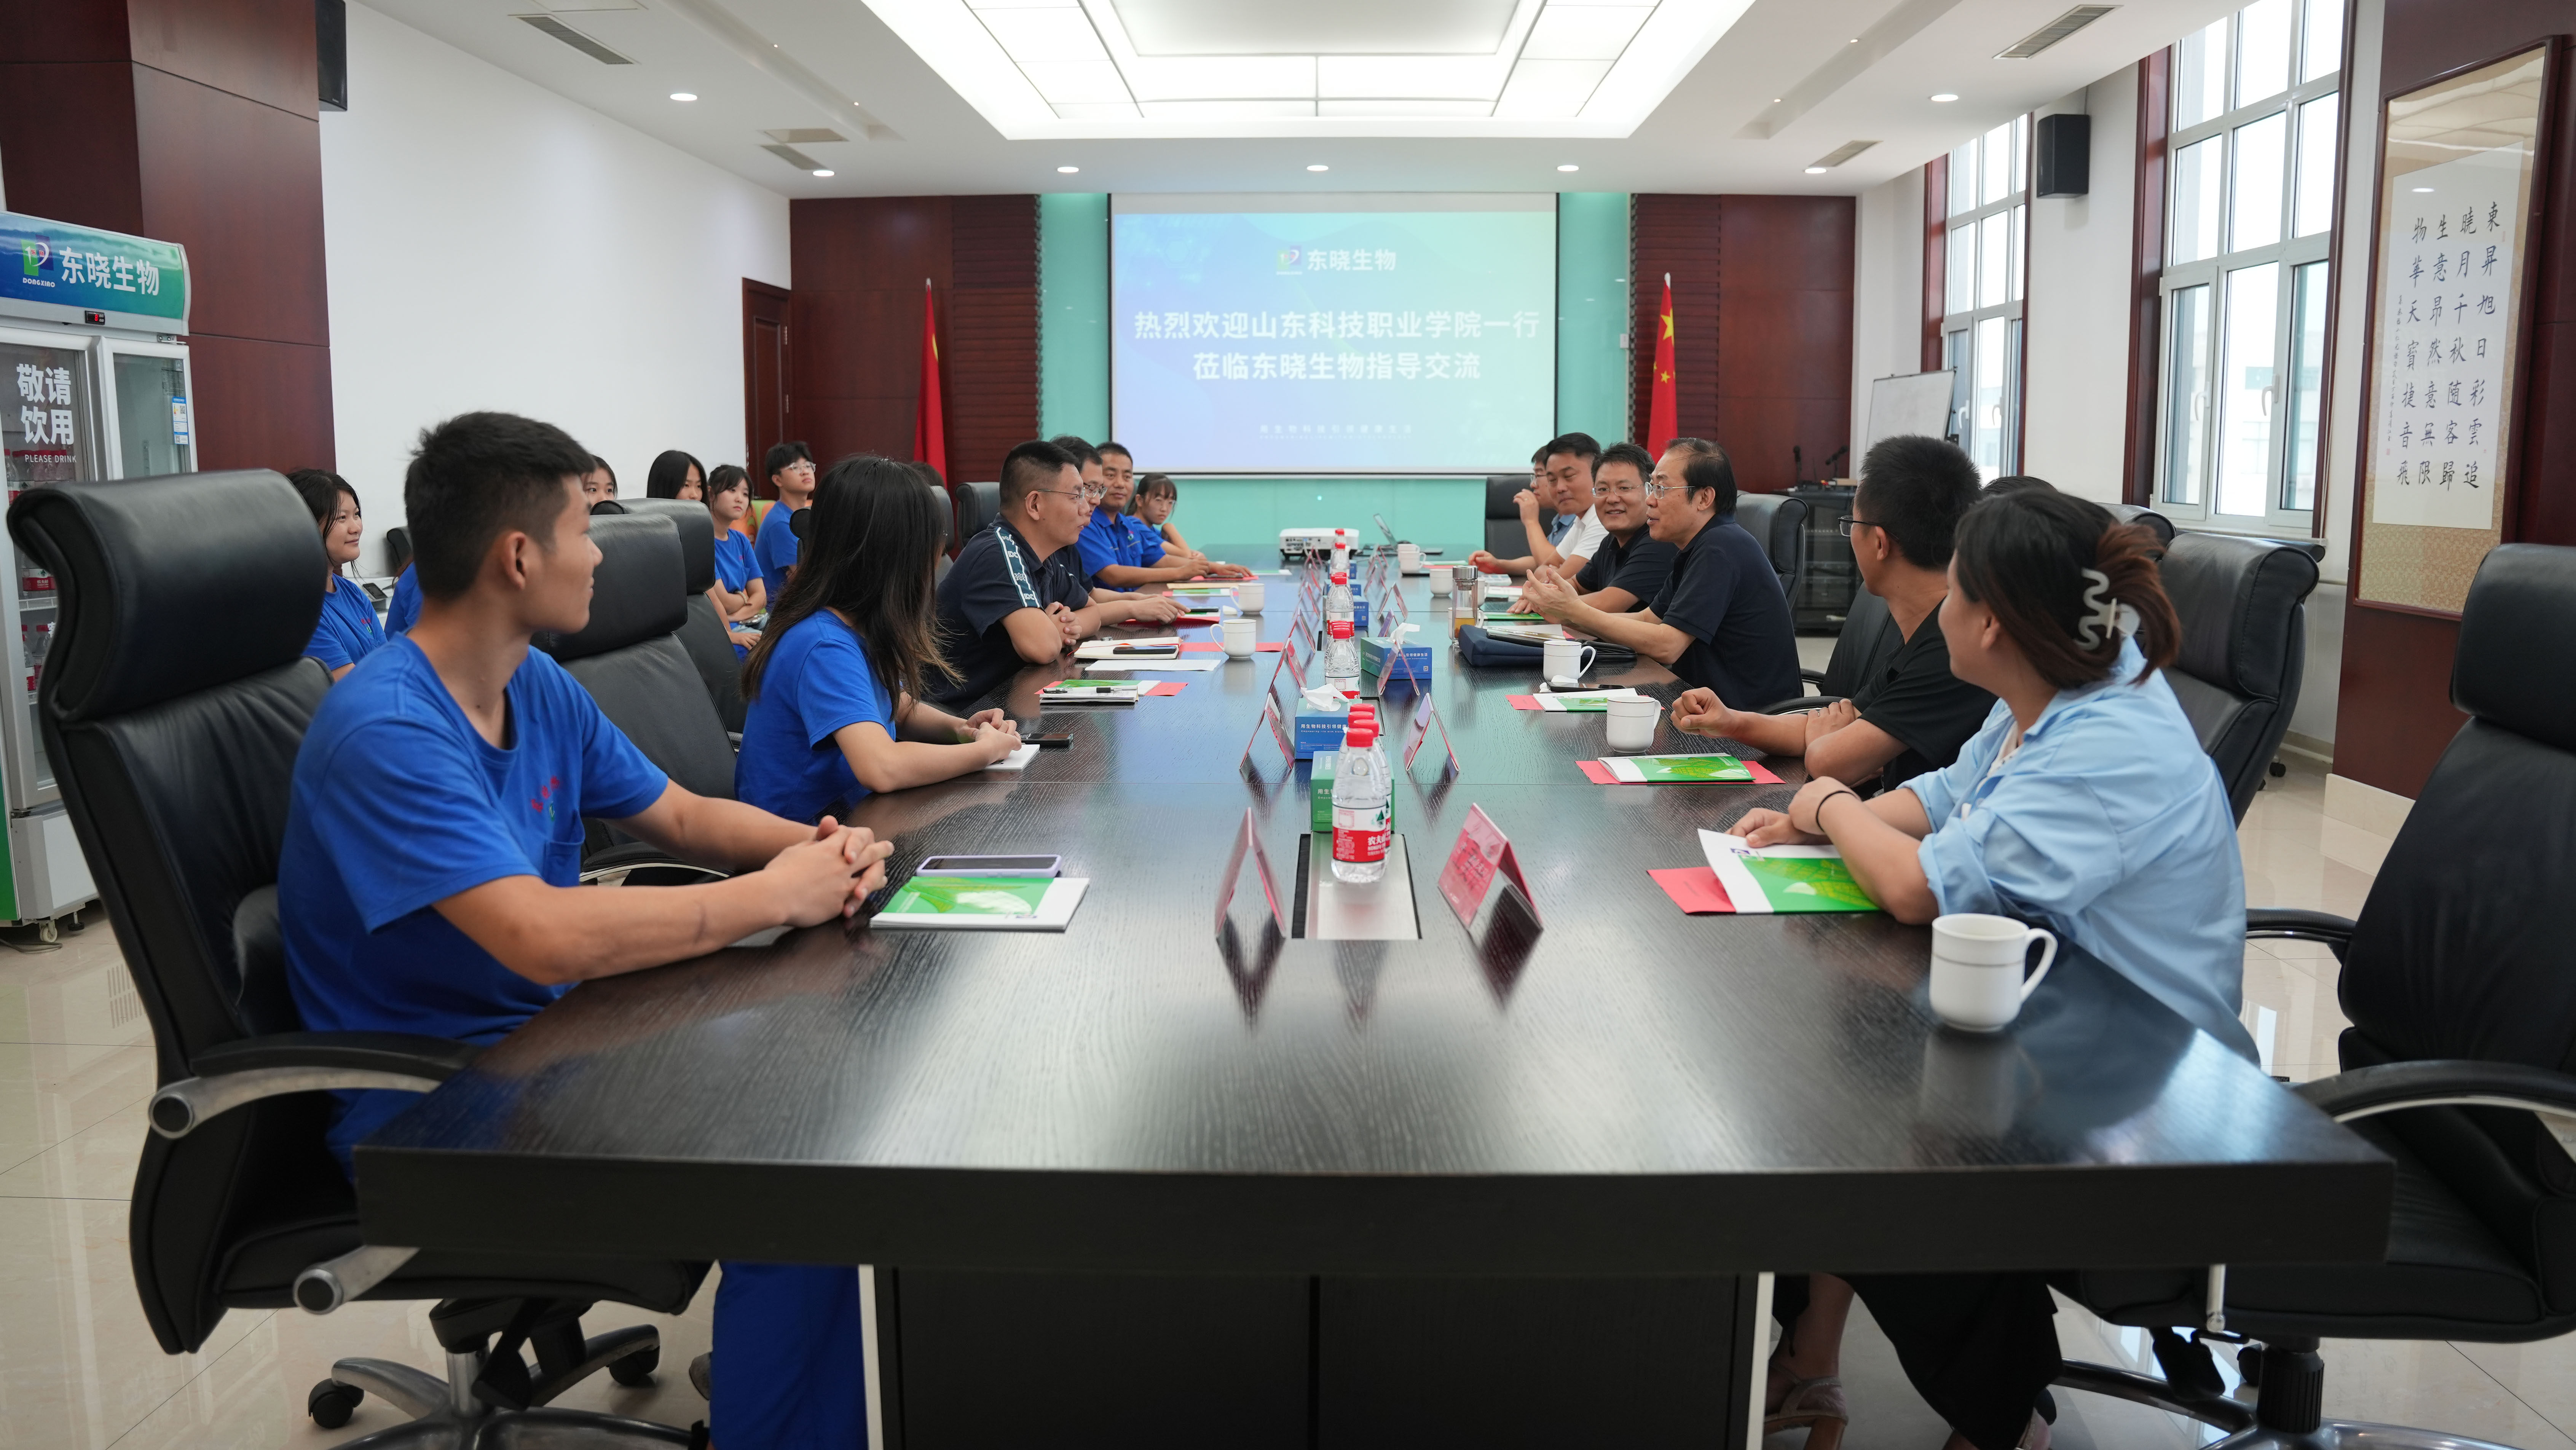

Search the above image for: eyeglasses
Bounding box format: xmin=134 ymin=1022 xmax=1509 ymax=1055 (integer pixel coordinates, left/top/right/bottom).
xmin=1642 ymin=482 xmax=1705 ymax=500
xmin=1591 ymin=482 xmax=1644 ymax=499
xmin=1032 ymin=487 xmax=1097 ymax=503
xmin=1835 ymin=516 xmax=1883 ymax=538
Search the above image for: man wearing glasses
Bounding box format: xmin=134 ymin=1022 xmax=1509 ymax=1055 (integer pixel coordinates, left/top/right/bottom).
xmin=1667 ymin=434 xmax=1992 ymax=792
xmin=931 ymin=439 xmax=1183 ymax=706
xmin=1563 ymin=442 xmax=1677 ymax=612
xmin=754 ymin=440 xmax=817 ymax=605
xmin=1522 ymin=436 xmax=1801 ymax=709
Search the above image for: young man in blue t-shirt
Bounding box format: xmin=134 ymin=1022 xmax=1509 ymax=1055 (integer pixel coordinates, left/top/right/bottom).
xmin=752 ymin=439 xmax=816 ymax=605
xmin=281 ymin=411 xmax=893 ymax=1447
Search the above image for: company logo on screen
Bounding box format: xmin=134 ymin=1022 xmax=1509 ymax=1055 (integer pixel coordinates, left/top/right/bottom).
xmin=1276 ymin=247 xmax=1303 ymax=274
xmin=21 ymin=242 xmax=46 ymax=278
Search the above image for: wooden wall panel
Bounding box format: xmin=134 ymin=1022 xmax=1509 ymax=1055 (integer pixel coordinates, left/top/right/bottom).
xmin=786 ymin=194 xmax=1036 ymax=489
xmin=0 ymin=0 xmax=331 ymax=470
xmin=1631 ymin=194 xmax=1723 ymax=446
xmin=2330 ymin=0 xmax=2576 ymax=797
xmin=1631 ymin=194 xmax=1854 ymax=493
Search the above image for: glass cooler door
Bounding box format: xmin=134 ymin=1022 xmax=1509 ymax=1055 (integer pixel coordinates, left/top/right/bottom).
xmin=0 ymin=327 xmax=101 ymax=810
xmin=99 ymin=342 xmax=192 ymax=479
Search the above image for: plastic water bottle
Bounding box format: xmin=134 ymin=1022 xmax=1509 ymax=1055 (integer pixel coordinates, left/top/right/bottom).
xmin=1330 ymin=531 xmax=1351 ymax=575
xmin=1331 ymin=713 xmax=1391 ymax=883
xmin=1322 ymin=618 xmax=1361 ymax=699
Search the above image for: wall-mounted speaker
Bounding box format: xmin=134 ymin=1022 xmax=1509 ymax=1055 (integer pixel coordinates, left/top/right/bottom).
xmin=318 ymin=0 xmax=348 ymax=113
xmin=2034 ymin=113 xmax=2090 ymax=198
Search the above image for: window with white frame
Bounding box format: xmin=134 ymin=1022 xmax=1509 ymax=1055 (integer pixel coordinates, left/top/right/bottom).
xmin=2155 ymin=0 xmax=2340 ymax=532
xmin=1943 ymin=115 xmax=2028 ymax=480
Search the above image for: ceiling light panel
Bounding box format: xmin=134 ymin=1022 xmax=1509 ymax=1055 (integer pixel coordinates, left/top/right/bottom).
xmin=863 ymin=0 xmax=1756 ymax=137
xmin=1520 ymin=6 xmax=1653 ymax=60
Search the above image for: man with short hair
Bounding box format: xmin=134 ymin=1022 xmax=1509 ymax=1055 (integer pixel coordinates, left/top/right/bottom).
xmin=933 ymin=439 xmax=1184 ymax=705
xmin=1567 ymin=442 xmax=1678 ymax=613
xmin=1072 ymin=436 xmax=1251 ymax=588
xmin=753 ymin=439 xmax=815 ymax=604
xmin=1670 ymin=434 xmax=1993 ymax=791
xmin=1471 ymin=432 xmax=1605 ymax=577
xmin=1095 ymin=442 xmax=1247 ymax=583
xmin=1522 ymin=437 xmax=1801 ymax=706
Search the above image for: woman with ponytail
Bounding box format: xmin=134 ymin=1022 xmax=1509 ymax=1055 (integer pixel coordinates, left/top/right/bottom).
xmin=1728 ymin=485 xmax=2251 ymax=1450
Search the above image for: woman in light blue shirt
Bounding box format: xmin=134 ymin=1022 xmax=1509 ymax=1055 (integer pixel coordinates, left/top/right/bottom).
xmin=290 ymin=469 xmax=384 ymax=682
xmin=1730 ymin=486 xmax=2246 ymax=1450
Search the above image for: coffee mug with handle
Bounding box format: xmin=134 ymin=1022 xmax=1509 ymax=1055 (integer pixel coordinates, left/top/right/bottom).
xmin=1541 ymin=638 xmax=1597 ymax=686
xmin=1927 ymin=913 xmax=2058 ymax=1032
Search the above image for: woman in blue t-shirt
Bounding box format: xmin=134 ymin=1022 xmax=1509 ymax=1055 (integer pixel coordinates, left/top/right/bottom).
xmin=714 ymin=455 xmax=1020 ymax=1446
xmin=290 ymin=468 xmax=384 ymax=682
xmin=734 ymin=454 xmax=1021 ymax=823
xmin=702 ymin=464 xmax=765 ymax=656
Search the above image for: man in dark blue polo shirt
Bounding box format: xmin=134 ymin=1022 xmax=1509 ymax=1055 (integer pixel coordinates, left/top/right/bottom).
xmin=1523 ymin=436 xmax=1801 ymax=707
xmin=932 ymin=439 xmax=1185 ymax=706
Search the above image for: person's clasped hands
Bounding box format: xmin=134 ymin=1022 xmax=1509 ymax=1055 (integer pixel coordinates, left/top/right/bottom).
xmin=769 ymin=816 xmax=896 ymax=923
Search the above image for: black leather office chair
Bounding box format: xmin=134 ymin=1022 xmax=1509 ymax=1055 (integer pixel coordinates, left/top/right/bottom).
xmin=619 ymin=498 xmax=746 ymax=735
xmin=2109 ymin=503 xmax=2176 ymax=546
xmin=2157 ymin=531 xmax=2318 ymax=822
xmin=1756 ymin=586 xmax=1900 ymax=714
xmin=383 ymin=524 xmax=413 ymax=577
xmin=930 ymin=481 xmax=954 ymax=585
xmin=2052 ymin=543 xmax=2576 ymax=1450
xmin=6 ymin=470 xmax=703 ymax=1447
xmin=535 ymin=513 xmax=735 ymax=809
xmin=1485 ymin=474 xmax=1552 ymax=558
xmin=956 ymin=480 xmax=998 ymax=551
xmin=1732 ymin=493 xmax=1810 ymax=601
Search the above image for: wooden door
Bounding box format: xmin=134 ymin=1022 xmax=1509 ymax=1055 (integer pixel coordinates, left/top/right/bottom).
xmin=743 ymin=279 xmax=793 ymax=498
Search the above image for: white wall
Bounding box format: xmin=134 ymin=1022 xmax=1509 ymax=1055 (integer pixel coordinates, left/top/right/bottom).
xmin=2022 ymin=69 xmax=2137 ymax=504
xmin=322 ymin=2 xmax=791 ymax=572
xmin=1849 ymin=167 xmax=1926 ymax=470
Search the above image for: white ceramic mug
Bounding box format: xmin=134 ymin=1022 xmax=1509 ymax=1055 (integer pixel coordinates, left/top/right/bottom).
xmin=1222 ymin=618 xmax=1258 ymax=658
xmin=1928 ymin=913 xmax=2059 ymax=1032
xmin=1429 ymin=568 xmax=1453 ymax=596
xmin=1604 ymin=697 xmax=1659 ymax=751
xmin=1397 ymin=542 xmax=1422 ymax=572
xmin=1235 ymin=581 xmax=1265 ymax=614
xmin=1541 ymin=638 xmax=1597 ymax=685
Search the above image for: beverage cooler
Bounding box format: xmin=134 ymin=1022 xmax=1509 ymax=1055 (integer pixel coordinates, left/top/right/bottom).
xmin=0 ymin=211 xmax=195 ymax=934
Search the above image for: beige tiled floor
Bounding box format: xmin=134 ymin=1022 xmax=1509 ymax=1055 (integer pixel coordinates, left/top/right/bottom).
xmin=3 ymin=754 xmax=2568 ymax=1448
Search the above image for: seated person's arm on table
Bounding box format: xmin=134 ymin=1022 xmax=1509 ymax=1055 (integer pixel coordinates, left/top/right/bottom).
xmin=1003 ymin=604 xmax=1070 ymax=662
xmin=1733 ymin=782 xmax=1939 ymax=923
xmin=1525 ymin=569 xmax=1690 ymax=664
xmin=1801 ymin=711 xmax=1909 ymax=785
xmin=1092 ymin=559 xmax=1200 ymax=590
xmin=828 ymin=695 xmax=1017 ymax=793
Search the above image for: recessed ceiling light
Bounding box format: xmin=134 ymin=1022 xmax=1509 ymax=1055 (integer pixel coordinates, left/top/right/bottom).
xmin=1772 ymin=97 xmax=1784 ymax=104
xmin=669 ymin=92 xmax=697 ymax=102
xmin=812 ymin=169 xmax=834 ymax=177
xmin=2412 ymin=185 xmax=2435 ymax=192
xmin=1307 ymin=164 xmax=1329 ymax=172
xmin=1058 ymin=165 xmax=1080 ymax=173
xmin=1849 ymin=37 xmax=1860 ymax=43
xmin=1805 ymin=166 xmax=1829 ymax=174
xmin=1930 ymin=93 xmax=1959 ymax=102
xmin=1557 ymin=163 xmax=1579 ymax=172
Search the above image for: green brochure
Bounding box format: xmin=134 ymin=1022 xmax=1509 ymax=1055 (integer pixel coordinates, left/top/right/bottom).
xmin=1697 ymin=832 xmax=1879 ymax=913
xmin=1604 ymin=753 xmax=1754 ymax=783
xmin=875 ymin=876 xmax=1091 ymax=931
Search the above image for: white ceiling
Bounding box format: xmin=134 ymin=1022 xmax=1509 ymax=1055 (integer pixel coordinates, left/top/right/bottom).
xmin=359 ymin=0 xmax=2243 ymax=197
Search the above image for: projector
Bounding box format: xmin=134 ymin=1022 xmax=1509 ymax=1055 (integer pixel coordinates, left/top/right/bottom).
xmin=1278 ymin=527 xmax=1358 ymax=560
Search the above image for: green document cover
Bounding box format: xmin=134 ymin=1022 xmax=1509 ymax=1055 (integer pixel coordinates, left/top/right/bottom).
xmin=881 ymin=877 xmax=1052 ymax=918
xmin=1607 ymin=753 xmax=1754 ymax=783
xmin=1698 ymin=831 xmax=1879 ymax=913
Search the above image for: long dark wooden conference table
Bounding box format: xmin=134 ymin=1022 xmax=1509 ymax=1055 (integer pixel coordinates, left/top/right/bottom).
xmin=358 ymin=546 xmax=2392 ymax=1449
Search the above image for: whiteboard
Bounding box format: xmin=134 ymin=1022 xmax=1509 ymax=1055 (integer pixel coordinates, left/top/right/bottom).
xmin=1863 ymin=371 xmax=1957 ymax=458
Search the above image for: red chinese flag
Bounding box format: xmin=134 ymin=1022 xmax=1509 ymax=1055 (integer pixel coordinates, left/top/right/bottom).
xmin=913 ymin=279 xmax=947 ymax=477
xmin=1647 ymin=274 xmax=1678 ymax=455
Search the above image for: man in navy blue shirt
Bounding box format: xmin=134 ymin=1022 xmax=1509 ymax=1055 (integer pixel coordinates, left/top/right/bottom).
xmin=1523 ymin=436 xmax=1802 ymax=707
xmin=932 ymin=439 xmax=1185 ymax=705
xmin=753 ymin=439 xmax=815 ymax=605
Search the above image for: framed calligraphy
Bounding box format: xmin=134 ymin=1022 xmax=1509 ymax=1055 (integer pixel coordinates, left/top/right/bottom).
xmin=2354 ymin=41 xmax=2556 ymax=615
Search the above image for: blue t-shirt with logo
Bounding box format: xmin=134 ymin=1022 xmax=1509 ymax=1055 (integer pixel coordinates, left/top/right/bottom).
xmin=714 ymin=528 xmax=759 ymax=595
xmin=306 ymin=576 xmax=386 ymax=672
xmin=755 ymin=503 xmax=803 ymax=606
xmin=385 ymin=564 xmax=422 ymax=636
xmin=735 ymin=612 xmax=897 ymax=824
xmin=1076 ymin=507 xmax=1145 ymax=587
xmin=280 ymin=637 xmax=668 ymax=1171
xmin=1121 ymin=514 xmax=1168 ymax=566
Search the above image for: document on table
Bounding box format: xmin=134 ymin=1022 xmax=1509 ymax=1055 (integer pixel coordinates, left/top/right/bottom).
xmin=979 ymin=743 xmax=1042 ymax=771
xmin=872 ymin=875 xmax=1091 ymax=931
xmin=1083 ymin=656 xmax=1226 ymax=672
xmin=1077 ymin=637 xmax=1179 ymax=659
